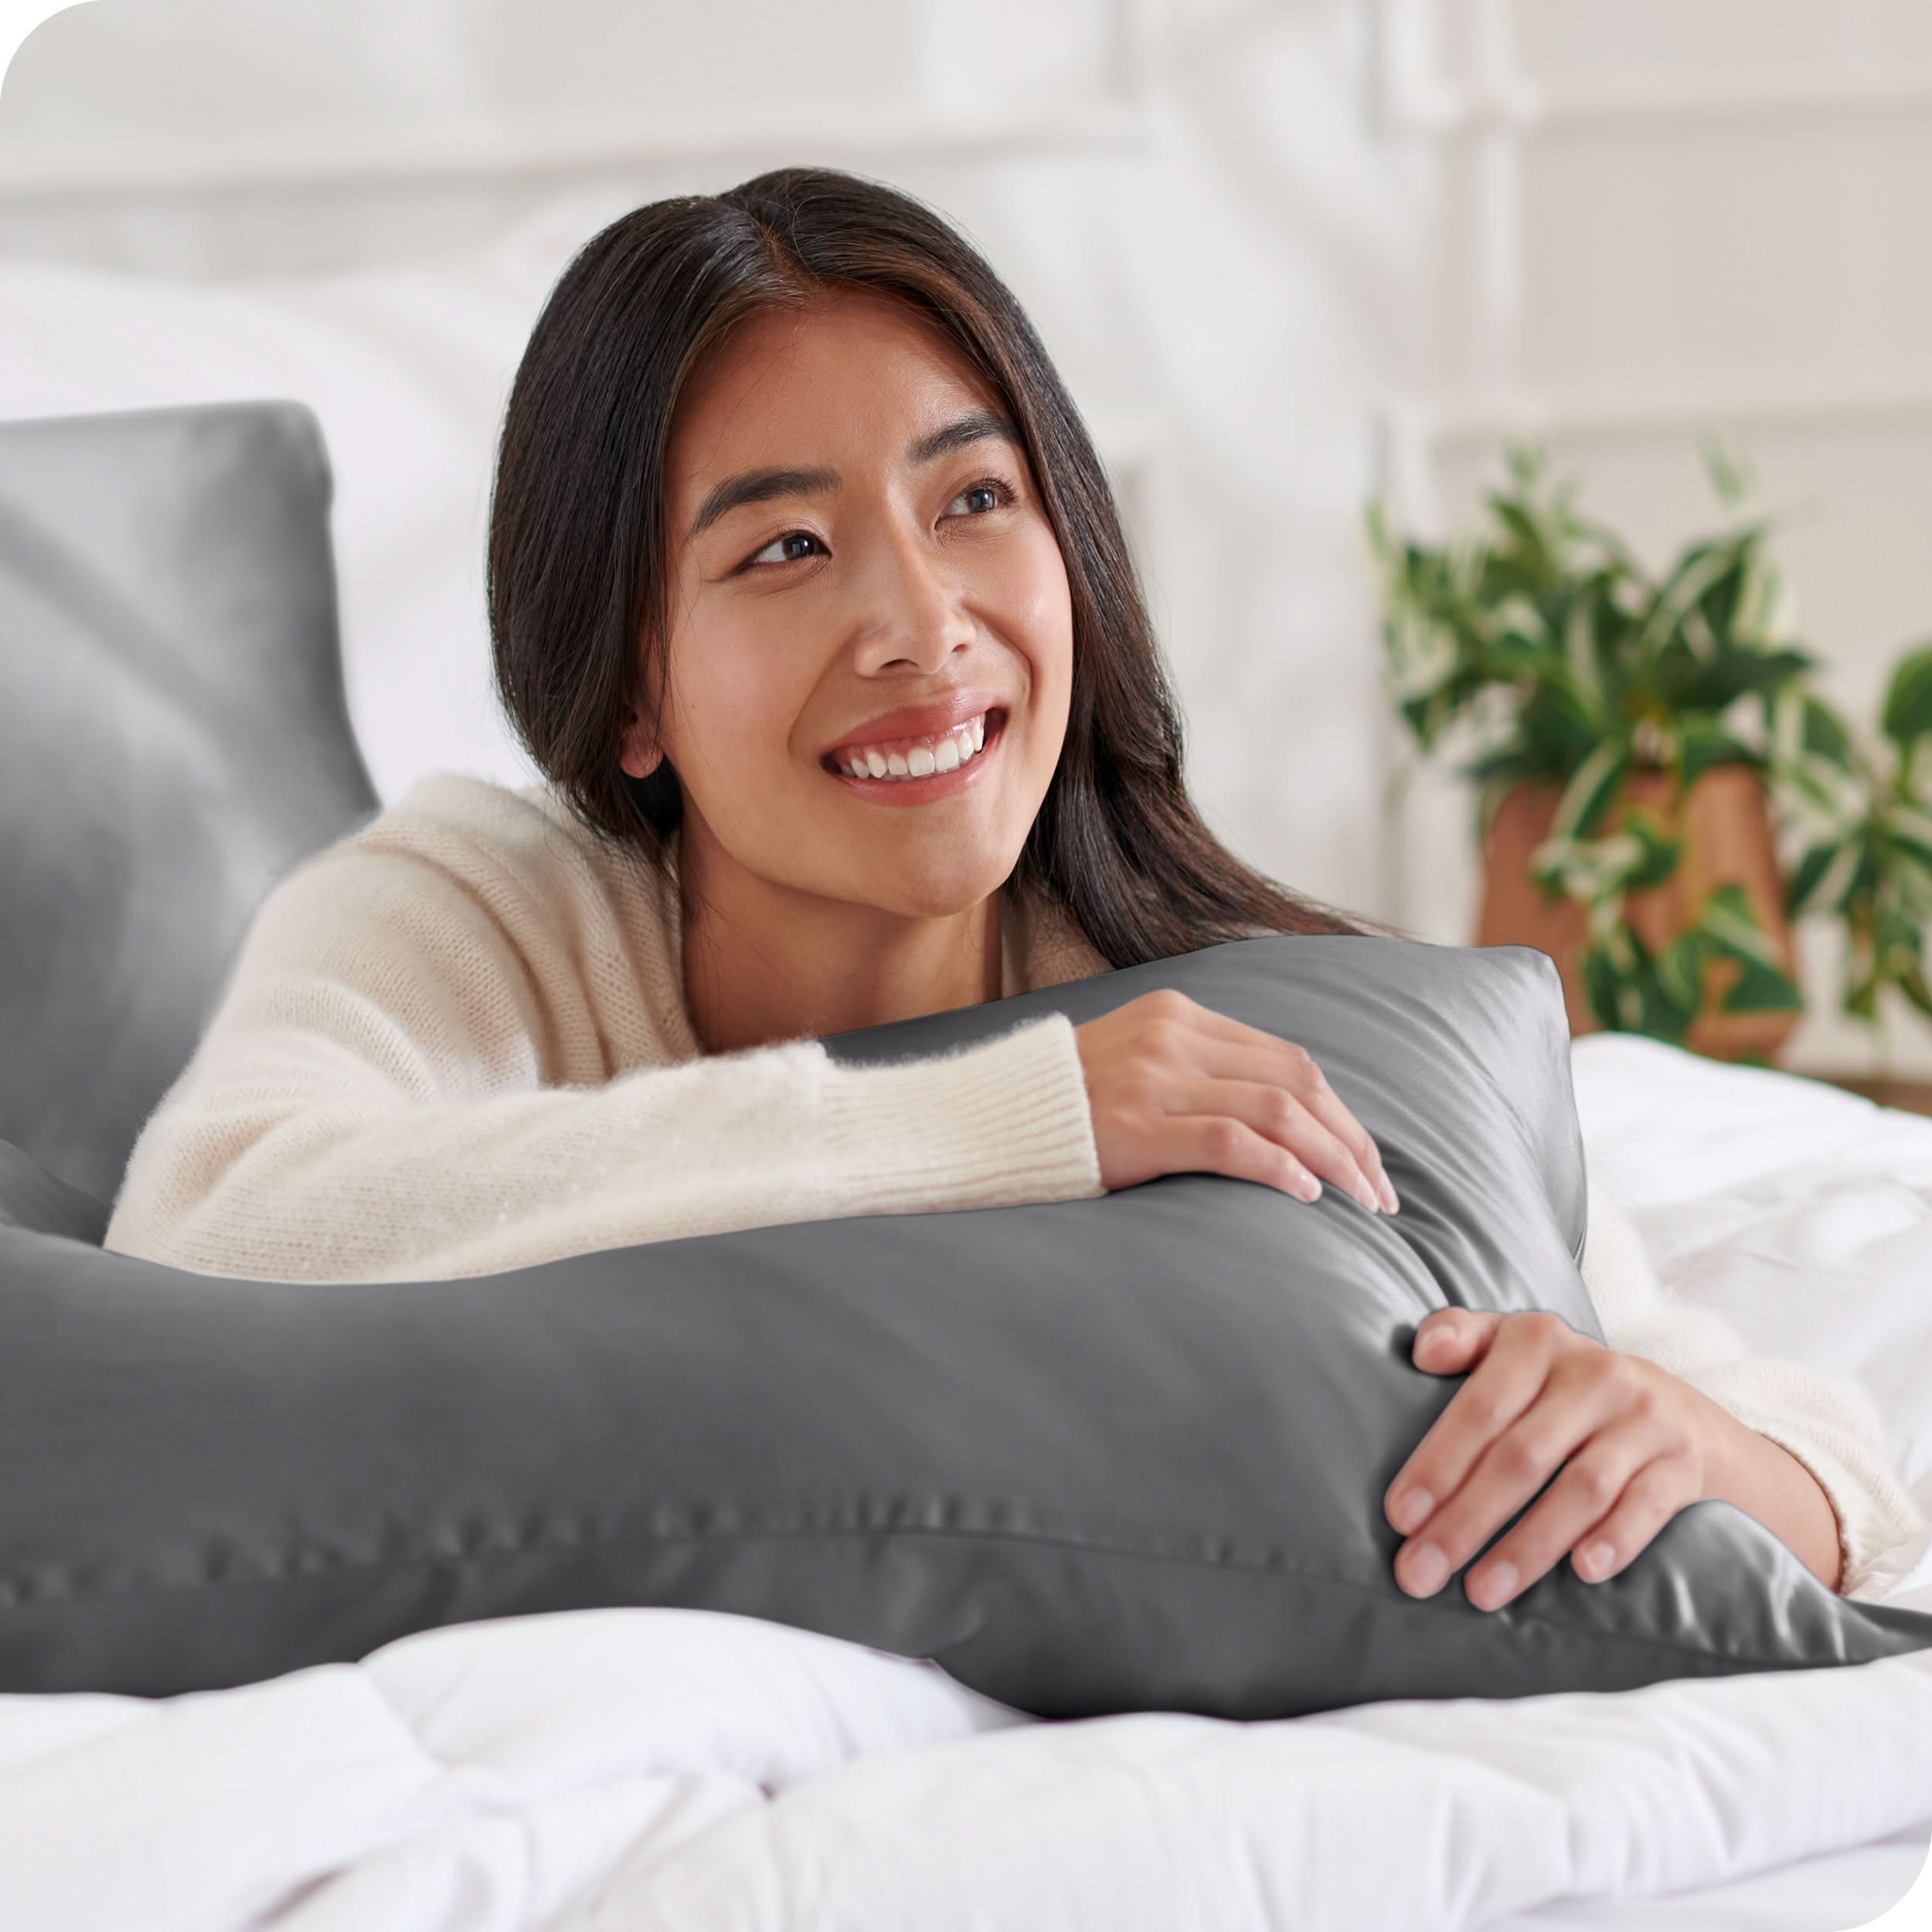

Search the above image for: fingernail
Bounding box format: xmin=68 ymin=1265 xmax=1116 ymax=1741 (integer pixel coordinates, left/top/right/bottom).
xmin=1379 ymin=1173 xmax=1400 ymax=1213
xmin=1402 ymin=1543 xmax=1447 ymax=1597
xmin=1577 ymin=1540 xmax=1614 ymax=1583
xmin=1354 ymin=1178 xmax=1380 ymax=1213
xmin=1298 ymin=1176 xmax=1323 ymax=1203
xmin=1469 ymin=1561 xmax=1518 ymax=1611
xmin=1389 ymin=1488 xmax=1433 ymax=1535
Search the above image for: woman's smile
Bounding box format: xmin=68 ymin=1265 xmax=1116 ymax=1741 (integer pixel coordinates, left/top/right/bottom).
xmin=821 ymin=707 xmax=1007 ymax=804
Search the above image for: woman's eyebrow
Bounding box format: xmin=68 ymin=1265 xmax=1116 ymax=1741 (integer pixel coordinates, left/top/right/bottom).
xmin=682 ymin=410 xmax=1020 ymax=546
xmin=906 ymin=410 xmax=1019 ymax=468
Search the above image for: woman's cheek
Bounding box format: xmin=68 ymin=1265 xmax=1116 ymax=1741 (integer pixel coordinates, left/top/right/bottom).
xmin=692 ymin=626 xmax=800 ymax=767
xmin=988 ymin=535 xmax=1073 ymax=696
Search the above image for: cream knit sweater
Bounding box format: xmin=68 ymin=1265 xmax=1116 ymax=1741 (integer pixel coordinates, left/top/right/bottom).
xmin=104 ymin=772 xmax=1925 ymax=1590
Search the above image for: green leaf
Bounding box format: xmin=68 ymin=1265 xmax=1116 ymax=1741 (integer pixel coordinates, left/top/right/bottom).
xmin=1846 ymin=955 xmax=1881 ymax=1021
xmin=1619 ymin=805 xmax=1685 ymax=889
xmin=1489 ymin=498 xmax=1557 ymax=583
xmin=1880 ymin=643 xmax=1932 ymax=749
xmin=1656 ymin=929 xmax=1711 ymax=1015
xmin=1719 ymin=955 xmax=1806 ymax=1014
xmin=1675 ymin=716 xmax=1761 ymax=793
xmin=1559 ymin=597 xmax=1607 ymax=717
xmin=1577 ymin=917 xmax=1713 ymax=1044
xmin=1531 ymin=828 xmax=1651 ymax=902
xmin=1889 ymin=800 xmax=1932 ymax=859
xmin=1725 ymin=543 xmax=1789 ymax=648
xmin=1767 ymin=689 xmax=1866 ymax=832
xmin=1632 ymin=947 xmax=1700 ymax=1042
xmin=1515 ymin=676 xmax=1616 ymax=774
xmin=1503 ymin=443 xmax=1546 ymax=495
xmin=1877 ymin=805 xmax=1932 ymax=911
xmin=1800 ymin=691 xmax=1856 ymax=763
xmin=1896 ymin=961 xmax=1932 ymax=1022
xmin=1702 ymin=436 xmax=1754 ymax=509
xmin=1786 ymin=837 xmax=1862 ymax=916
xmin=1579 ymin=938 xmax=1626 ymax=1032
xmin=1665 ymin=643 xmax=1815 ymax=715
xmin=1697 ymin=881 xmax=1784 ymax=969
xmin=1549 ymin=737 xmax=1630 ymax=842
xmin=1637 ymin=532 xmax=1764 ymax=665
xmin=1529 ymin=832 xmax=1587 ymax=900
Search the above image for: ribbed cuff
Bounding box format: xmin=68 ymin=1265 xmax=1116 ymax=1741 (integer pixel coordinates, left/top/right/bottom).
xmin=814 ymin=1012 xmax=1104 ymax=1216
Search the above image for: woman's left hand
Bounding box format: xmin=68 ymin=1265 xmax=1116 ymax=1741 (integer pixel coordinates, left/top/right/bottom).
xmin=1383 ymin=1306 xmax=1740 ymax=1611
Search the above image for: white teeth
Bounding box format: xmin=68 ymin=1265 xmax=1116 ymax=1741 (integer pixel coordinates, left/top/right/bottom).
xmin=838 ymin=712 xmax=992 ymax=782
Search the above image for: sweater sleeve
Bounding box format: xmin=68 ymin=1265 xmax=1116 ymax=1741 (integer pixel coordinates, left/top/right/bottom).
xmin=102 ymin=838 xmax=1107 ymax=1286
xmin=1578 ymin=1172 xmax=1927 ymax=1593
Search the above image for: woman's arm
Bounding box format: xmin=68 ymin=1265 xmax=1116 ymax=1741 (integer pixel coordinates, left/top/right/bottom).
xmin=1704 ymin=1420 xmax=1844 ymax=1589
xmin=1579 ymin=1174 xmax=1926 ymax=1594
xmin=1380 ymin=1305 xmax=1838 ymax=1609
xmin=1379 ymin=1175 xmax=1925 ymax=1607
xmin=104 ymin=832 xmax=1104 ymax=1284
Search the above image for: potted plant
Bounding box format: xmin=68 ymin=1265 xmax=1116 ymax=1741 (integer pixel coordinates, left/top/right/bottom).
xmin=1366 ymin=446 xmax=1932 ymax=1070
xmin=1770 ymin=665 xmax=1932 ymax=1073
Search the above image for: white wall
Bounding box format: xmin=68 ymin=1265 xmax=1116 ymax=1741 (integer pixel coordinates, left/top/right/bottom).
xmin=3 ymin=0 xmax=1929 ymax=1075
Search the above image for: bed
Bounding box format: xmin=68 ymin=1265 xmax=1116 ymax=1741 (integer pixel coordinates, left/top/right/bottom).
xmin=0 ymin=1031 xmax=1922 ymax=1932
xmin=2 ymin=240 xmax=1930 ymax=1932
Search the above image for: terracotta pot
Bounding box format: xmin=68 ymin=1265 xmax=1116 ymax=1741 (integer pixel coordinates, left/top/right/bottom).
xmin=1474 ymin=763 xmax=1801 ymax=1063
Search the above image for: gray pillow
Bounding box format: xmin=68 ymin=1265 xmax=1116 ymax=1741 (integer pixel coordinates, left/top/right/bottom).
xmin=2 ymin=935 xmax=1927 ymax=1708
xmin=0 ymin=400 xmax=379 ymax=1206
xmin=0 ymin=1138 xmax=108 ymax=1245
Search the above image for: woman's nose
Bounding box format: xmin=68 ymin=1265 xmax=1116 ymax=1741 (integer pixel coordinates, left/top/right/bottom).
xmin=850 ymin=523 xmax=975 ymax=667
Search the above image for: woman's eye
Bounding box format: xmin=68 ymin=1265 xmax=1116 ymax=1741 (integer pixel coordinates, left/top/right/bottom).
xmin=947 ymin=475 xmax=1015 ymax=518
xmin=736 ymin=475 xmax=1015 ymax=573
xmin=742 ymin=530 xmax=825 ymax=571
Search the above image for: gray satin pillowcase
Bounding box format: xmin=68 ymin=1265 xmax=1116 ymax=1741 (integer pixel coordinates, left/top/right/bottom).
xmin=2 ymin=934 xmax=1928 ymax=1709
xmin=0 ymin=400 xmax=379 ymax=1208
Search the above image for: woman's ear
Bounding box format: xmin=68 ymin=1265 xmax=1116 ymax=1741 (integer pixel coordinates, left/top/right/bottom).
xmin=619 ymin=712 xmax=663 ymax=781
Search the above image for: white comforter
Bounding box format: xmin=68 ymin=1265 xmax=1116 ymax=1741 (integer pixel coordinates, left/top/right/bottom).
xmin=7 ymin=1033 xmax=1932 ymax=1932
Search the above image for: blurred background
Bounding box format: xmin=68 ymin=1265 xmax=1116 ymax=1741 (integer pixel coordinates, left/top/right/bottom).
xmin=3 ymin=0 xmax=1930 ymax=1078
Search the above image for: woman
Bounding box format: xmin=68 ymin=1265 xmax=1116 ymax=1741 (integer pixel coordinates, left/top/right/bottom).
xmin=104 ymin=166 xmax=1920 ymax=1617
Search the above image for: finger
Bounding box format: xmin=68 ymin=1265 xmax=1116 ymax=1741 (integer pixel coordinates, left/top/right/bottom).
xmin=1567 ymin=1454 xmax=1703 ymax=1585
xmin=1172 ymin=1113 xmax=1326 ymax=1203
xmin=1199 ymin=1077 xmax=1384 ymax=1214
xmin=1410 ymin=1308 xmax=1497 ymax=1376
xmin=1460 ymin=1420 xmax=1665 ymax=1610
xmin=1189 ymin=1014 xmax=1398 ymax=1211
xmin=1267 ymin=1054 xmax=1396 ymax=1212
xmin=1383 ymin=1311 xmax=1565 ymax=1545
xmin=1396 ymin=1333 xmax=1621 ymax=1597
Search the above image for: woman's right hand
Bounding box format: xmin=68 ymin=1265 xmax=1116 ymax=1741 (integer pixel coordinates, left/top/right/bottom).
xmin=1071 ymin=989 xmax=1400 ymax=1214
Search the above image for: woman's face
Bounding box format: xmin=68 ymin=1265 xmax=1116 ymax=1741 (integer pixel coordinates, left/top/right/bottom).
xmin=628 ymin=289 xmax=1075 ymax=927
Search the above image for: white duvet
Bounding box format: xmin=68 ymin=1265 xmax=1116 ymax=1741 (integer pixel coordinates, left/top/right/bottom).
xmin=6 ymin=1032 xmax=1932 ymax=1932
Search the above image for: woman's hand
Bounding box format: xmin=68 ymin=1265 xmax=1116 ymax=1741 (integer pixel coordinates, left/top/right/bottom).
xmin=1383 ymin=1307 xmax=1842 ymax=1609
xmin=1073 ymin=989 xmax=1399 ymax=1215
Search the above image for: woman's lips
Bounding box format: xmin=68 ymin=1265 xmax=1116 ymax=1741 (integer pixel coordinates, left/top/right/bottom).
xmin=823 ymin=708 xmax=1005 ymax=802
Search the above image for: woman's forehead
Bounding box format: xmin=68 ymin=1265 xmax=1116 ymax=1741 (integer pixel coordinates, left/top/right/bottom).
xmin=671 ymin=292 xmax=994 ymax=466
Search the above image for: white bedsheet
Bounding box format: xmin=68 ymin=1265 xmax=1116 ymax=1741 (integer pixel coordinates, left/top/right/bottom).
xmin=4 ymin=1032 xmax=1931 ymax=1932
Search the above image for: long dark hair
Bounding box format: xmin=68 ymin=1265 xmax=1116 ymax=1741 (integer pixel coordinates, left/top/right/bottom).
xmin=488 ymin=165 xmax=1413 ymax=964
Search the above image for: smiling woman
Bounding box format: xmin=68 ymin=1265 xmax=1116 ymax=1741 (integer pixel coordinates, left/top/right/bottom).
xmin=102 ymin=167 xmax=1924 ymax=1620
xmin=608 ymin=287 xmax=1088 ymax=1055
xmin=485 ymin=168 xmax=1396 ymax=1050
